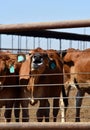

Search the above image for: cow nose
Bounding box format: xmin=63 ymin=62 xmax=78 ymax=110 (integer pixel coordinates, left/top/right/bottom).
xmin=31 ymin=53 xmax=43 ymax=70
xmin=33 ymin=53 xmax=43 ymax=64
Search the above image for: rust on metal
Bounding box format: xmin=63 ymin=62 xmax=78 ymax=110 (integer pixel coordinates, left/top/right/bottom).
xmin=0 ymin=122 xmax=90 ymax=130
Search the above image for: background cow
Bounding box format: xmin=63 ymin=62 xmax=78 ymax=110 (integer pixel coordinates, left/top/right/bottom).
xmin=62 ymin=48 xmax=90 ymax=122
xmin=0 ymin=51 xmax=21 ymax=122
xmin=19 ymin=47 xmax=68 ymax=122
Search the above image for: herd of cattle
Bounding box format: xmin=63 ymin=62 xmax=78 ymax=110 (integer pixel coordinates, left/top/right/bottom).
xmin=0 ymin=47 xmax=90 ymax=122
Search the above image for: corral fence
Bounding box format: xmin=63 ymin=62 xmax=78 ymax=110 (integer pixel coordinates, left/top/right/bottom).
xmin=0 ymin=19 xmax=90 ymax=130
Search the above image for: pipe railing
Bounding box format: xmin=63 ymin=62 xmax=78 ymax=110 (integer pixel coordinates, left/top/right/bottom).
xmin=0 ymin=19 xmax=90 ymax=41
xmin=0 ymin=122 xmax=89 ymax=130
xmin=0 ymin=19 xmax=90 ymax=32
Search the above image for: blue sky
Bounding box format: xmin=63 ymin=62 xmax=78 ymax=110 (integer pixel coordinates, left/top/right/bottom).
xmin=0 ymin=0 xmax=90 ymax=24
xmin=0 ymin=0 xmax=90 ymax=50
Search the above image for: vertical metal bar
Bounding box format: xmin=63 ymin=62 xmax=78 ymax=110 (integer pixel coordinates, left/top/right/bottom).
xmin=18 ymin=36 xmax=20 ymax=53
xmin=83 ymin=28 xmax=85 ymax=49
xmin=47 ymin=38 xmax=49 ymax=49
xmin=80 ymin=41 xmax=82 ymax=50
xmin=59 ymin=39 xmax=61 ymax=50
xmin=70 ymin=40 xmax=72 ymax=48
xmin=78 ymin=41 xmax=79 ymax=49
xmin=33 ymin=37 xmax=35 ymax=49
xmin=11 ymin=35 xmax=13 ymax=52
xmin=26 ymin=37 xmax=28 ymax=53
xmin=85 ymin=42 xmax=87 ymax=48
xmin=18 ymin=35 xmax=21 ymax=52
xmin=50 ymin=39 xmax=51 ymax=49
xmin=38 ymin=38 xmax=40 ymax=47
xmin=20 ymin=36 xmax=21 ymax=52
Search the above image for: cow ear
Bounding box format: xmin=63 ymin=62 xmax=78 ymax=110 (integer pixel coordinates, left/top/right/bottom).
xmin=59 ymin=50 xmax=67 ymax=58
xmin=49 ymin=60 xmax=56 ymax=70
xmin=19 ymin=56 xmax=30 ymax=80
xmin=5 ymin=59 xmax=16 ymax=74
xmin=17 ymin=54 xmax=26 ymax=62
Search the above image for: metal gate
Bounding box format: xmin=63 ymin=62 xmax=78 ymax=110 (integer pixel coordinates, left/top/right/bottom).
xmin=0 ymin=19 xmax=90 ymax=129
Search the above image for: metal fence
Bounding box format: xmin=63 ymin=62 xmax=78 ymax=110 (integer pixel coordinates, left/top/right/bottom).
xmin=0 ymin=19 xmax=90 ymax=129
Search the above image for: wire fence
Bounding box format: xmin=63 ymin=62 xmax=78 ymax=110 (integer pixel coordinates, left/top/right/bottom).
xmin=0 ymin=73 xmax=90 ymax=122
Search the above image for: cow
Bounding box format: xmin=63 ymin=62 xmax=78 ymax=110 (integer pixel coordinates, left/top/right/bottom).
xmin=62 ymin=48 xmax=90 ymax=122
xmin=18 ymin=47 xmax=68 ymax=122
xmin=0 ymin=51 xmax=21 ymax=122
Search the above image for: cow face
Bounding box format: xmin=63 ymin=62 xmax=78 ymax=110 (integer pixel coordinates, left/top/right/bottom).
xmin=30 ymin=52 xmax=44 ymax=71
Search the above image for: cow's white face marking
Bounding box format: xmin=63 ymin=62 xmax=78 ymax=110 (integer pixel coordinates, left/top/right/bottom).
xmin=31 ymin=54 xmax=44 ymax=70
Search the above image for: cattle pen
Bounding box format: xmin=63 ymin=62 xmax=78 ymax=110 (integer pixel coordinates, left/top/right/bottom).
xmin=0 ymin=19 xmax=90 ymax=130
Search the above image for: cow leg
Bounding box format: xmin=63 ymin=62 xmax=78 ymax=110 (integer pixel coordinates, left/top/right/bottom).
xmin=53 ymin=99 xmax=60 ymax=122
xmin=21 ymin=100 xmax=29 ymax=122
xmin=62 ymin=85 xmax=68 ymax=112
xmin=13 ymin=100 xmax=20 ymax=122
xmin=67 ymin=85 xmax=72 ymax=97
xmin=43 ymin=99 xmax=50 ymax=122
xmin=75 ymin=90 xmax=85 ymax=122
xmin=4 ymin=102 xmax=13 ymax=122
xmin=36 ymin=99 xmax=50 ymax=122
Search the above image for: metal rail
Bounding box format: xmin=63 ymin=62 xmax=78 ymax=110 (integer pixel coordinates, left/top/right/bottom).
xmin=1 ymin=30 xmax=90 ymax=41
xmin=0 ymin=19 xmax=90 ymax=41
xmin=0 ymin=122 xmax=89 ymax=130
xmin=0 ymin=19 xmax=90 ymax=31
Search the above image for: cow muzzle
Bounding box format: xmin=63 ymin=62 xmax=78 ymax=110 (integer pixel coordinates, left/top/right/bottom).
xmin=31 ymin=53 xmax=43 ymax=70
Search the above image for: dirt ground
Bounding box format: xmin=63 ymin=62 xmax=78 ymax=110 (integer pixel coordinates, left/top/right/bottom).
xmin=0 ymin=88 xmax=90 ymax=123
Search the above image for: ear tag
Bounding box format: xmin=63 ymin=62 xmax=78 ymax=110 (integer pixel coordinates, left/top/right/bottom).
xmin=50 ymin=61 xmax=56 ymax=69
xmin=9 ymin=65 xmax=15 ymax=73
xmin=18 ymin=55 xmax=25 ymax=62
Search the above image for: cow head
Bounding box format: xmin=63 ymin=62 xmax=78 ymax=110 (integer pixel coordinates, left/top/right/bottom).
xmin=19 ymin=48 xmax=63 ymax=105
xmin=61 ymin=48 xmax=82 ymax=92
xmin=0 ymin=52 xmax=19 ymax=90
xmin=29 ymin=48 xmax=58 ymax=73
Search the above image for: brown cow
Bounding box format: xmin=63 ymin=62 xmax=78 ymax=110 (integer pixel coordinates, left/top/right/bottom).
xmin=0 ymin=51 xmax=21 ymax=122
xmin=19 ymin=47 xmax=68 ymax=122
xmin=62 ymin=48 xmax=90 ymax=122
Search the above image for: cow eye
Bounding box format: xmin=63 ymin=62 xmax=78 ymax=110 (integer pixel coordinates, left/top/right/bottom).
xmin=43 ymin=54 xmax=48 ymax=58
